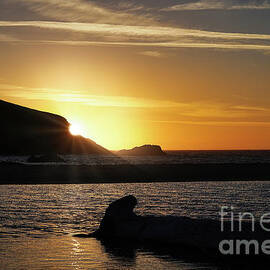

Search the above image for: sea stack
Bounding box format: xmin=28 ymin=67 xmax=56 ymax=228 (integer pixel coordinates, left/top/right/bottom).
xmin=118 ymin=144 xmax=166 ymax=156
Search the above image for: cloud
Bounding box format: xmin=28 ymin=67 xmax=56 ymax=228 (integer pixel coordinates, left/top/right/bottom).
xmin=31 ymin=41 xmax=270 ymax=52
xmin=1 ymin=84 xmax=270 ymax=123
xmin=163 ymin=0 xmax=270 ymax=11
xmin=139 ymin=51 xmax=163 ymax=57
xmin=150 ymin=120 xmax=270 ymax=127
xmin=7 ymin=0 xmax=155 ymax=26
xmin=176 ymin=103 xmax=270 ymax=119
xmin=0 ymin=33 xmax=18 ymax=42
xmin=163 ymin=1 xmax=225 ymax=11
xmin=232 ymin=105 xmax=269 ymax=112
xmin=0 ymin=83 xmax=181 ymax=108
xmin=0 ymin=20 xmax=270 ymax=51
xmin=264 ymin=50 xmax=270 ymax=56
xmin=1 ymin=1 xmax=270 ymax=53
xmin=1 ymin=20 xmax=270 ymax=41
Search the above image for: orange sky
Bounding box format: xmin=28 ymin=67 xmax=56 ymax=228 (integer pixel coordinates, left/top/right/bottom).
xmin=1 ymin=1 xmax=270 ymax=150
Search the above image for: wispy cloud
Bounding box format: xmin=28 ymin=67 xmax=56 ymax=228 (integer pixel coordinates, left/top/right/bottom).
xmin=0 ymin=83 xmax=181 ymax=108
xmin=138 ymin=51 xmax=163 ymax=57
xmin=0 ymin=20 xmax=270 ymax=51
xmin=0 ymin=33 xmax=18 ymax=42
xmin=7 ymin=0 xmax=155 ymax=25
xmin=232 ymin=105 xmax=269 ymax=112
xmin=163 ymin=0 xmax=270 ymax=11
xmin=176 ymin=103 xmax=270 ymax=119
xmin=1 ymin=21 xmax=270 ymax=41
xmin=1 ymin=83 xmax=270 ymax=123
xmin=150 ymin=120 xmax=270 ymax=127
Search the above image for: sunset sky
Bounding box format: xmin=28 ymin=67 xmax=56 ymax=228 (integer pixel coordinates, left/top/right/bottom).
xmin=1 ymin=0 xmax=270 ymax=150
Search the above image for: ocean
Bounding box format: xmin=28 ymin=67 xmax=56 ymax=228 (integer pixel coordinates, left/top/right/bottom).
xmin=1 ymin=181 xmax=270 ymax=269
xmin=1 ymin=150 xmax=270 ymax=165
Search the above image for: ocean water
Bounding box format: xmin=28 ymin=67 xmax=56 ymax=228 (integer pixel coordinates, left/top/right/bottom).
xmin=1 ymin=181 xmax=270 ymax=269
xmin=1 ymin=150 xmax=270 ymax=165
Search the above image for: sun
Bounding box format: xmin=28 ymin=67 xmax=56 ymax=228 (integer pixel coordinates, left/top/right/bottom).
xmin=69 ymin=123 xmax=85 ymax=136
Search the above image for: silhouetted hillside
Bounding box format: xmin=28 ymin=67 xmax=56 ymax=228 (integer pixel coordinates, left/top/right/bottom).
xmin=0 ymin=100 xmax=110 ymax=155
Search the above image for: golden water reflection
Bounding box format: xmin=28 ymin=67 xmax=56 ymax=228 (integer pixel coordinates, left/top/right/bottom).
xmin=1 ymin=235 xmax=215 ymax=269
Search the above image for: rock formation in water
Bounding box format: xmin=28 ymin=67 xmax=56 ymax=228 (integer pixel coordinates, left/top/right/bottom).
xmin=118 ymin=145 xmax=166 ymax=156
xmin=0 ymin=99 xmax=110 ymax=155
xmin=90 ymin=196 xmax=270 ymax=256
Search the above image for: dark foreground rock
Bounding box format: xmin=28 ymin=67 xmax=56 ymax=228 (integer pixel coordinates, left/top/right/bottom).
xmin=87 ymin=195 xmax=270 ymax=263
xmin=118 ymin=145 xmax=166 ymax=156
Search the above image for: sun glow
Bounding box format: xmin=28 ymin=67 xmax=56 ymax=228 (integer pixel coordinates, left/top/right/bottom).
xmin=69 ymin=122 xmax=85 ymax=136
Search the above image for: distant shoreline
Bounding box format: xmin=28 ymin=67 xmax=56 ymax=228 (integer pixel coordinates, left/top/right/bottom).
xmin=164 ymin=149 xmax=270 ymax=152
xmin=1 ymin=163 xmax=270 ymax=184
